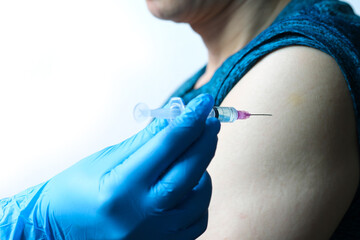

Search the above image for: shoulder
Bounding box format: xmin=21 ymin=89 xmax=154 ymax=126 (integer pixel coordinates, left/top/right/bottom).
xmin=276 ymin=0 xmax=360 ymax=24
xmin=267 ymin=0 xmax=360 ymax=70
xmin=224 ymin=47 xmax=359 ymax=162
xmin=202 ymin=46 xmax=360 ymax=239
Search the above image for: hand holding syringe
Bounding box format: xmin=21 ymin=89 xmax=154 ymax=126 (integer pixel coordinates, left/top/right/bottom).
xmin=134 ymin=97 xmax=272 ymax=123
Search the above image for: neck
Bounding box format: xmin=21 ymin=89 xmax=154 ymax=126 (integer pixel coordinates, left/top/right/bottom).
xmin=191 ymin=0 xmax=290 ymax=88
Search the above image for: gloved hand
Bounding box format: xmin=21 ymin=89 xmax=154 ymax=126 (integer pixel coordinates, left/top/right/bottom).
xmin=0 ymin=94 xmax=220 ymax=240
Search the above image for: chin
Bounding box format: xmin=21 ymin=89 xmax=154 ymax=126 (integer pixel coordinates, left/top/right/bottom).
xmin=145 ymin=0 xmax=188 ymax=22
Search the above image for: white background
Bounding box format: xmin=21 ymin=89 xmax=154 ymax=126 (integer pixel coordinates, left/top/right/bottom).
xmin=0 ymin=0 xmax=359 ymax=198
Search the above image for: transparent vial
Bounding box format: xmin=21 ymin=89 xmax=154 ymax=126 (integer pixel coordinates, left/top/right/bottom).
xmin=208 ymin=107 xmax=238 ymax=122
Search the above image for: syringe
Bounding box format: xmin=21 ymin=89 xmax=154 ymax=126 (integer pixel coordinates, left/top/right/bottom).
xmin=133 ymin=97 xmax=272 ymax=123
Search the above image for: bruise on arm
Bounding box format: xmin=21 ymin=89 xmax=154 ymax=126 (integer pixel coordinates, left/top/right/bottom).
xmin=200 ymin=46 xmax=360 ymax=240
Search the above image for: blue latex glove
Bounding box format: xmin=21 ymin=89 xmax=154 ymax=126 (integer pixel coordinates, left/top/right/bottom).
xmin=0 ymin=94 xmax=220 ymax=240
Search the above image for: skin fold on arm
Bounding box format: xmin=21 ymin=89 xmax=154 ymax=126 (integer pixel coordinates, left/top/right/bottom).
xmin=199 ymin=46 xmax=360 ymax=240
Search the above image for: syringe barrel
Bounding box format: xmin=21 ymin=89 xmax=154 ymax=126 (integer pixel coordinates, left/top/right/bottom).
xmin=208 ymin=107 xmax=238 ymax=122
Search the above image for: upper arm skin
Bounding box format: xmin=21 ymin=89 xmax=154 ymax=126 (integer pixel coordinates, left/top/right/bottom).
xmin=199 ymin=46 xmax=360 ymax=240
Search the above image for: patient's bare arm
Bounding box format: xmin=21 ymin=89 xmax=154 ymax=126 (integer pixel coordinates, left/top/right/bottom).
xmin=200 ymin=46 xmax=359 ymax=240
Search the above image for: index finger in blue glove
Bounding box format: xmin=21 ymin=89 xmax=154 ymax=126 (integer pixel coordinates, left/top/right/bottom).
xmin=108 ymin=94 xmax=214 ymax=186
xmin=123 ymin=94 xmax=214 ymax=183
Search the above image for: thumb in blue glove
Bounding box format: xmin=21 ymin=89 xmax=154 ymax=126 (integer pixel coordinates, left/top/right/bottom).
xmin=0 ymin=94 xmax=220 ymax=240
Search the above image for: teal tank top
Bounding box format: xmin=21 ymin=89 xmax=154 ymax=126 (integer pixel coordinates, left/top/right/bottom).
xmin=169 ymin=0 xmax=360 ymax=238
